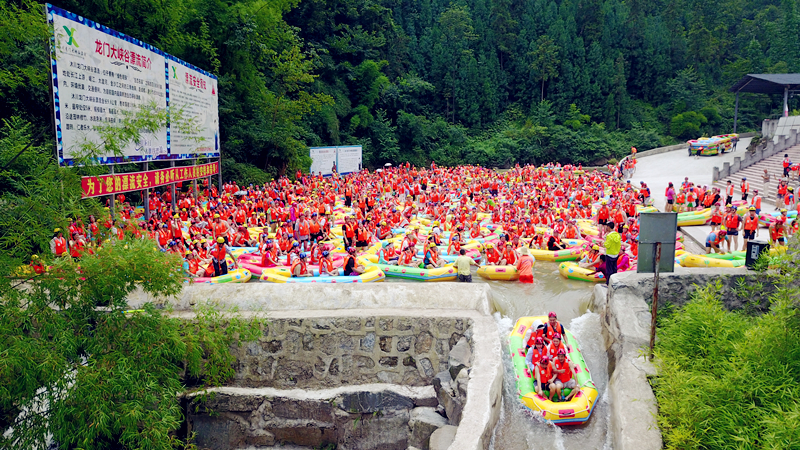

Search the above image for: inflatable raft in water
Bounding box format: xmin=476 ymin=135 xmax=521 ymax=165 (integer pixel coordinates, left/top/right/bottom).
xmin=367 ymin=263 xmax=458 ymax=281
xmin=557 ymin=262 xmax=605 ymax=283
xmin=477 ymin=265 xmax=520 ymax=281
xmin=193 ymin=268 xmax=252 ymax=284
xmin=508 ymin=316 xmax=599 ymax=426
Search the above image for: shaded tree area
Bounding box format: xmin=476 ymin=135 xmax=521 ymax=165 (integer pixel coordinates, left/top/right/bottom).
xmin=3 ymin=0 xmax=800 ymax=176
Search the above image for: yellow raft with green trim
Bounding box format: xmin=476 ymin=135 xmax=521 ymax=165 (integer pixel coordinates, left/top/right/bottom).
xmin=508 ymin=316 xmax=599 ymax=425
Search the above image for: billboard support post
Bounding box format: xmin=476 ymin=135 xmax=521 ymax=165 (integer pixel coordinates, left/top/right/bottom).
xmin=193 ymin=158 xmax=198 ymax=200
xmin=170 ymin=161 xmax=176 ymax=211
xmin=218 ymin=157 xmax=222 ymax=194
xmin=143 ymin=162 xmax=150 ymax=221
xmin=109 ymin=165 xmax=115 ymax=219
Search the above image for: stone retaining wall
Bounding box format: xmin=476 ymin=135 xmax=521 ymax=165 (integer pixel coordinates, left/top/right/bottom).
xmin=232 ymin=316 xmax=473 ymax=389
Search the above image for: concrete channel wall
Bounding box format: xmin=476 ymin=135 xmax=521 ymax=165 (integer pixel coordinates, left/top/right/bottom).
xmin=129 ymin=284 xmax=502 ymax=450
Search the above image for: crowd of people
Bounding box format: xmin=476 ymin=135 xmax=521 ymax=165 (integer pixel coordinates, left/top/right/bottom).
xmin=43 ymin=161 xmax=647 ymax=283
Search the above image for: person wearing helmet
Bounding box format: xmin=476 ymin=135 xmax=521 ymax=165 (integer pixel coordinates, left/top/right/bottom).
xmin=29 ymin=254 xmax=45 ymax=275
xmin=260 ymin=236 xmax=279 ymax=268
xmin=291 ymin=252 xmax=312 ymax=277
xmin=525 ymin=337 xmax=547 ymax=372
xmin=535 ymin=356 xmax=556 ymax=398
xmin=423 ymin=242 xmax=442 ymax=269
xmin=742 ymin=207 xmax=760 ymax=250
xmin=546 ymin=333 xmax=567 ymax=359
xmin=722 ymin=204 xmax=742 ymax=252
xmin=183 ymin=252 xmax=200 ymax=278
xmin=344 ymin=246 xmax=365 ymax=276
xmin=551 ymin=349 xmax=578 ymax=402
xmin=705 ymin=229 xmax=726 ymax=254
xmin=398 ymin=245 xmax=421 ymax=267
xmin=319 ymin=250 xmax=338 ymax=276
xmin=50 ymin=228 xmax=68 ymax=257
xmin=579 ymin=244 xmax=601 ymax=269
xmin=379 ymin=240 xmax=399 ymax=265
xmin=536 ymin=312 xmax=567 ymax=345
xmin=499 ymin=241 xmax=518 ymax=266
xmin=484 ymin=242 xmax=501 ymax=265
xmin=211 ymin=236 xmax=237 ymax=277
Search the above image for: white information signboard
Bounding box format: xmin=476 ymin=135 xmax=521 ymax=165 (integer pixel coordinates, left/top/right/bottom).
xmin=336 ymin=146 xmax=363 ymax=175
xmin=308 ymin=146 xmax=363 ymax=176
xmin=309 ymin=147 xmax=338 ymax=176
xmin=47 ymin=4 xmax=220 ymax=166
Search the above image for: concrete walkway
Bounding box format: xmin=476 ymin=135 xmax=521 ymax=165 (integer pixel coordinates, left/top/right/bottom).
xmin=632 ymin=137 xmax=775 ymax=251
xmin=633 ymin=137 xmax=752 ymax=212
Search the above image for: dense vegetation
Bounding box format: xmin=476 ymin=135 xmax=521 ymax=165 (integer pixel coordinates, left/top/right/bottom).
xmin=652 ymin=245 xmax=800 ymax=449
xmin=2 ymin=0 xmax=800 ymax=178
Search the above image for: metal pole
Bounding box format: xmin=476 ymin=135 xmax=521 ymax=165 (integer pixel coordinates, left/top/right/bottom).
xmin=109 ymin=165 xmax=115 ymax=218
xmin=785 ymin=86 xmax=790 ymax=117
xmin=649 ymin=242 xmax=661 ymax=360
xmin=170 ymin=160 xmax=176 ymax=212
xmin=143 ymin=162 xmax=150 ymax=221
xmin=218 ymin=157 xmax=223 ymax=196
xmin=193 ymin=158 xmax=199 ymax=201
xmin=733 ymin=91 xmax=739 ymax=134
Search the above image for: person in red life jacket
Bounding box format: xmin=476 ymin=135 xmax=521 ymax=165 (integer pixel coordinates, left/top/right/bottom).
xmin=709 ymin=203 xmax=723 ymax=232
xmin=535 ymin=356 xmax=556 ymax=398
xmin=742 ymin=207 xmax=760 ymax=251
xmin=551 ymin=349 xmax=578 ymax=402
xmin=343 ymin=246 xmax=365 ymax=276
xmin=705 ymin=229 xmax=726 ymax=254
xmin=722 ymin=204 xmax=742 ymax=252
xmin=398 ymin=246 xmax=421 ymax=267
xmin=424 ymin=242 xmax=443 ymax=269
xmin=69 ymin=232 xmax=86 ymax=259
xmin=537 ymin=312 xmax=566 ymax=345
xmin=516 ymin=246 xmax=535 ymax=283
xmin=260 ymin=239 xmax=279 ymax=267
xmin=211 ymin=236 xmax=237 ymax=277
xmin=783 ymin=153 xmax=792 ymax=178
xmin=740 ymin=177 xmax=750 ymax=201
xmin=319 ymin=250 xmax=338 ymax=276
xmin=500 ymin=242 xmax=518 ymax=266
xmin=29 ymin=254 xmax=46 ymax=275
xmin=291 ymin=252 xmax=312 ymax=277
xmin=379 ymin=241 xmax=399 ymax=265
xmin=725 ymin=180 xmax=735 ymax=206
xmin=50 ymin=229 xmax=68 ymax=257
xmin=769 ymin=212 xmax=788 ymax=246
xmin=484 ymin=243 xmax=501 ymax=265
xmin=525 ymin=337 xmax=547 ymax=372
xmin=546 ymin=333 xmax=567 ymax=360
xmin=183 ymin=252 xmax=201 ymax=278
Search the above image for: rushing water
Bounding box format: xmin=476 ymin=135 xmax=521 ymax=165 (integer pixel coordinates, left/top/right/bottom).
xmin=387 ymin=259 xmax=611 ymax=449
xmin=485 ymin=262 xmax=611 ymax=450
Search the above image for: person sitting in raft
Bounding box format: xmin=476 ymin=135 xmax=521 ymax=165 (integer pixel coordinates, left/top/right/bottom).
xmin=291 ymin=252 xmax=313 ymax=277
xmin=378 ymin=240 xmax=399 ymax=265
xmin=343 ymin=246 xmax=366 ymax=276
xmin=183 ymin=252 xmax=201 ymax=278
xmin=546 ymin=234 xmax=566 ymax=252
xmin=525 ymin=337 xmax=547 ymax=373
xmin=319 ymin=250 xmax=338 ymax=276
xmin=538 ymin=312 xmax=566 ymax=345
xmin=578 ymin=245 xmax=600 ymax=269
xmin=705 ymin=229 xmax=726 ymax=254
xmin=398 ymin=245 xmax=422 ymax=267
xmin=516 ymin=247 xmax=535 ymax=283
xmin=484 ymin=243 xmax=501 ymax=265
xmin=424 ymin=242 xmax=443 ymax=269
xmin=211 ymin=236 xmax=238 ymax=277
xmin=535 ymin=356 xmax=556 ymax=398
xmin=547 ymin=333 xmax=567 ymax=359
xmin=29 ymin=254 xmax=45 ymax=275
xmin=500 ymin=242 xmax=518 ymax=265
xmin=551 ymin=349 xmax=578 ymax=402
xmin=260 ymin=238 xmax=279 ymax=268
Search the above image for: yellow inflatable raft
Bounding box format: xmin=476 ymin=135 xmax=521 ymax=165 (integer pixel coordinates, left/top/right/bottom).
xmin=477 ymin=265 xmax=520 ymax=281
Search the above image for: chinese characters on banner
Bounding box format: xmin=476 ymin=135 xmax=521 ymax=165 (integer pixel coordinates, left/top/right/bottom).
xmin=81 ymin=162 xmax=219 ymax=198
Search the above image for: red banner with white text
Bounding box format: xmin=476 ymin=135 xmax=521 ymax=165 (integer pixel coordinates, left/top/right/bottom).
xmin=81 ymin=162 xmax=219 ymax=198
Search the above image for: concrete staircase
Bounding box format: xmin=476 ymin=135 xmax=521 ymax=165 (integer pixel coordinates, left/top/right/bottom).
xmin=712 ymin=144 xmax=800 ymax=203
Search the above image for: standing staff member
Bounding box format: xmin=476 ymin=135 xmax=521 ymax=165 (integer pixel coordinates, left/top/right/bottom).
xmin=742 ymin=207 xmax=760 ymax=251
xmin=211 ymin=236 xmax=237 ymax=277
xmin=603 ymin=222 xmax=621 ymax=285
xmin=740 ymin=177 xmax=750 ymax=201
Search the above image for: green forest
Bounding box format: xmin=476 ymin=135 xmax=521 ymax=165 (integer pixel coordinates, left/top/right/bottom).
xmin=2 ymin=0 xmax=800 ymax=179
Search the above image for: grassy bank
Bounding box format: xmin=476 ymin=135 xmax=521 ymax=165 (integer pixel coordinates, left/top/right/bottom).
xmin=651 ymin=248 xmax=800 ymax=449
